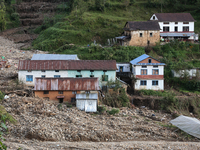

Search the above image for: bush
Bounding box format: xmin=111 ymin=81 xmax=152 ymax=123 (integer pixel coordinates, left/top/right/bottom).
xmin=107 ymin=108 xmax=120 ymax=115
xmin=97 ymin=106 xmax=106 ymax=114
xmin=0 ymin=91 xmax=4 ymax=101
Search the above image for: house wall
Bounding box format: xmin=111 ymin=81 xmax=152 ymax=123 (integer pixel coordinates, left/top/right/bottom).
xmin=19 ymin=70 xmax=116 ymax=87
xmin=135 ymin=79 xmax=164 ymax=90
xmin=116 ymin=63 xmax=130 ymax=72
xmin=34 ymin=91 xmax=81 ymax=102
xmin=138 ymin=58 xmax=160 ymax=63
xmin=128 ymin=30 xmax=160 ymax=47
xmin=133 ymin=65 xmax=164 ymax=76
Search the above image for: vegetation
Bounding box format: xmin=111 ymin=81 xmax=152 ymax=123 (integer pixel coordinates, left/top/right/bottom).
xmin=107 ymin=108 xmax=120 ymax=115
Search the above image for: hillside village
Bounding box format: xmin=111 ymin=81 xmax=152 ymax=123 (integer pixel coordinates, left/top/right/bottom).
xmin=1 ymin=0 xmax=200 ymax=149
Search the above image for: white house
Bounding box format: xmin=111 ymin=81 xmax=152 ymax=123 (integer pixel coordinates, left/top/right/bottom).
xmin=116 ymin=63 xmax=130 ymax=72
xmin=18 ymin=60 xmax=117 ymax=87
xmin=130 ymin=54 xmax=165 ymax=90
xmin=150 ymin=13 xmax=198 ymax=41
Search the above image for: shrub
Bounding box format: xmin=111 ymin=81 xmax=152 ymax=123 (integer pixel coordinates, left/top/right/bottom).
xmin=97 ymin=106 xmax=106 ymax=114
xmin=107 ymin=108 xmax=120 ymax=115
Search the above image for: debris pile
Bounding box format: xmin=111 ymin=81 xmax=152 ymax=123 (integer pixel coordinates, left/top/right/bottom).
xmin=3 ymin=94 xmax=182 ymax=142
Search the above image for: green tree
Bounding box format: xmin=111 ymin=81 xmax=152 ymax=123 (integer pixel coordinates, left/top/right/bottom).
xmin=0 ymin=0 xmax=6 ymax=31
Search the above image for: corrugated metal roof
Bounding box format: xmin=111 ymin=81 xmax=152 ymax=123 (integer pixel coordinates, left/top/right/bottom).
xmin=18 ymin=60 xmax=117 ymax=70
xmin=130 ymin=54 xmax=149 ymax=65
xmin=124 ymin=21 xmax=160 ymax=31
xmin=160 ymin=32 xmax=194 ymax=37
xmin=155 ymin=13 xmax=195 ymax=22
xmin=31 ymin=54 xmax=79 ymax=60
xmin=34 ymin=78 xmax=99 ymax=91
xmin=76 ymin=93 xmax=98 ymax=99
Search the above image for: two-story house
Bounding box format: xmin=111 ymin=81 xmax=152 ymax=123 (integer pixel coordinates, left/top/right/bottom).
xmin=18 ymin=60 xmax=117 ymax=88
xmin=116 ymin=21 xmax=160 ymax=47
xmin=130 ymin=54 xmax=165 ymax=90
xmin=150 ymin=13 xmax=198 ymax=41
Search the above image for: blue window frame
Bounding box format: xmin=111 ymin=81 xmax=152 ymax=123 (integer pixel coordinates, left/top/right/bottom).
xmin=152 ymin=80 xmax=158 ymax=86
xmin=41 ymin=75 xmax=45 ymax=78
xmin=140 ymin=80 xmax=147 ymax=86
xmin=26 ymin=75 xmax=33 ymax=82
xmin=54 ymin=75 xmax=60 ymax=78
xmin=152 ymin=69 xmax=159 ymax=75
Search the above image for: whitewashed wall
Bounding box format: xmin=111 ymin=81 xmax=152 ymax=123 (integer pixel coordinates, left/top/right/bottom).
xmin=135 ymin=79 xmax=164 ymax=90
xmin=132 ymin=65 xmax=164 ymax=75
xmin=116 ymin=63 xmax=130 ymax=72
xmin=18 ymin=70 xmax=68 ymax=86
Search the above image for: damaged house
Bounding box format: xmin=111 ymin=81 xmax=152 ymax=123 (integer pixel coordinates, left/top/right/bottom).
xmin=18 ymin=60 xmax=116 ymax=88
xmin=130 ymin=54 xmax=165 ymax=90
xmin=116 ymin=21 xmax=160 ymax=47
xmin=34 ymin=77 xmax=99 ymax=112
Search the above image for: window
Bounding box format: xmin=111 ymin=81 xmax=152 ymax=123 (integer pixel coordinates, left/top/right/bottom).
xmin=44 ymin=91 xmax=49 ymax=94
xmin=164 ymin=22 xmax=169 ymax=24
xmin=55 ymin=70 xmax=59 ymax=72
xmin=150 ymin=33 xmax=153 ymax=37
xmin=183 ymin=22 xmax=189 ymax=24
xmin=90 ymin=75 xmax=94 ymax=77
xmin=140 ymin=80 xmax=147 ymax=86
xmin=58 ymin=91 xmax=63 ymax=94
xmin=27 ymin=70 xmax=32 ymax=72
xmin=72 ymin=91 xmax=77 ymax=94
xmin=54 ymin=75 xmax=60 ymax=78
xmin=152 ymin=69 xmax=159 ymax=75
xmin=26 ymin=75 xmax=33 ymax=82
xmin=140 ymin=33 xmax=143 ymax=37
xmin=142 ymin=65 xmax=147 ymax=68
xmin=153 ymin=16 xmax=155 ymax=20
xmin=175 ymin=22 xmax=178 ymax=24
xmin=148 ymin=59 xmax=152 ymax=63
xmin=163 ymin=27 xmax=169 ymax=32
xmin=41 ymin=75 xmax=45 ymax=78
xmin=76 ymin=75 xmax=82 ymax=77
xmin=152 ymin=80 xmax=158 ymax=86
xmin=41 ymin=70 xmax=45 ymax=72
xmin=119 ymin=66 xmax=123 ymax=72
xmin=77 ymin=70 xmax=81 ymax=72
xmin=141 ymin=69 xmax=147 ymax=75
xmin=183 ymin=26 xmax=189 ymax=31
xmin=174 ymin=27 xmax=178 ymax=32
xmin=102 ymin=75 xmax=108 ymax=81
xmin=86 ymin=91 xmax=90 ymax=94
xmin=153 ymin=65 xmax=158 ymax=68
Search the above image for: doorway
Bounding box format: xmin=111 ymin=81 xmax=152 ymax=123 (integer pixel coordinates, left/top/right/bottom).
xmin=59 ymin=98 xmax=63 ymax=103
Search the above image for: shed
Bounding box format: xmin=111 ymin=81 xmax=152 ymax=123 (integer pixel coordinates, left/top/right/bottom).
xmin=76 ymin=93 xmax=98 ymax=112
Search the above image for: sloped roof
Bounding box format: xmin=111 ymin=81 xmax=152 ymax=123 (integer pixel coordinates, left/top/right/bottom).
xmin=34 ymin=78 xmax=99 ymax=91
xmin=18 ymin=60 xmax=117 ymax=70
xmin=31 ymin=54 xmax=79 ymax=60
xmin=130 ymin=54 xmax=149 ymax=65
xmin=154 ymin=13 xmax=195 ymax=22
xmin=124 ymin=21 xmax=160 ymax=31
xmin=130 ymin=54 xmax=165 ymax=65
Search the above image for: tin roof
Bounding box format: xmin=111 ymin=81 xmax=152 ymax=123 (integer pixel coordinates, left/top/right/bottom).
xmin=130 ymin=54 xmax=165 ymax=65
xmin=18 ymin=60 xmax=117 ymax=70
xmin=124 ymin=21 xmax=160 ymax=31
xmin=154 ymin=13 xmax=195 ymax=22
xmin=31 ymin=54 xmax=79 ymax=60
xmin=34 ymin=78 xmax=99 ymax=91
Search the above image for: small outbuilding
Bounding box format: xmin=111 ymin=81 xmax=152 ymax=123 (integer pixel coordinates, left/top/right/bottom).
xmin=76 ymin=93 xmax=98 ymax=112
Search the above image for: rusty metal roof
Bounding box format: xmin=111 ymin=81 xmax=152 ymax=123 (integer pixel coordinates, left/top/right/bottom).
xmin=34 ymin=78 xmax=99 ymax=91
xmin=124 ymin=21 xmax=160 ymax=31
xmin=18 ymin=60 xmax=117 ymax=70
xmin=154 ymin=13 xmax=195 ymax=22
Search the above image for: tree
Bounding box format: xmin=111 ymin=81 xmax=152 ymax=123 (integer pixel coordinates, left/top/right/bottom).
xmin=0 ymin=0 xmax=6 ymax=31
xmin=95 ymin=0 xmax=105 ymax=12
